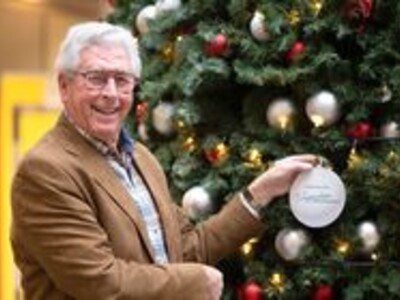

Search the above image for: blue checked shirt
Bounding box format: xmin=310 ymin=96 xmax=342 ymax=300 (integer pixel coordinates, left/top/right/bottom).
xmin=66 ymin=115 xmax=169 ymax=264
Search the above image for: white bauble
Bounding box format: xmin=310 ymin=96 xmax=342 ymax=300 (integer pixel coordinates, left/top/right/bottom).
xmin=136 ymin=5 xmax=158 ymax=35
xmin=156 ymin=0 xmax=181 ymax=13
xmin=266 ymin=98 xmax=295 ymax=129
xmin=152 ymin=102 xmax=175 ymax=135
xmin=182 ymin=186 xmax=213 ymax=220
xmin=358 ymin=221 xmax=380 ymax=252
xmin=249 ymin=11 xmax=270 ymax=42
xmin=380 ymin=121 xmax=400 ymax=138
xmin=275 ymin=228 xmax=309 ymax=261
xmin=306 ymin=91 xmax=339 ymax=127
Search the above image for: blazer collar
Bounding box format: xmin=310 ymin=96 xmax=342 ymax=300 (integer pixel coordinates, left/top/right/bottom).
xmin=54 ymin=115 xmax=159 ymax=262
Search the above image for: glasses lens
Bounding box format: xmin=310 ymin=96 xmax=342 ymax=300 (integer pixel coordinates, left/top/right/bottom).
xmin=77 ymin=70 xmax=135 ymax=94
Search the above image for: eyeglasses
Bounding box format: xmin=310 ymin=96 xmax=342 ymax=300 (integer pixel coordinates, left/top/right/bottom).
xmin=73 ymin=70 xmax=136 ymax=94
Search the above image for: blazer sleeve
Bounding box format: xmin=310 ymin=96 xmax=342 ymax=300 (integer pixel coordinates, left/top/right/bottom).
xmin=11 ymin=155 xmax=210 ymax=300
xmin=134 ymin=143 xmax=266 ymax=266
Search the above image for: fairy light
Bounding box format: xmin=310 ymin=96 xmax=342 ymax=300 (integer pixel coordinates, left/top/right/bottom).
xmin=268 ymin=272 xmax=285 ymax=293
xmin=309 ymin=114 xmax=325 ymax=127
xmin=309 ymin=0 xmax=323 ymax=16
xmin=245 ymin=149 xmax=263 ymax=168
xmin=240 ymin=238 xmax=258 ymax=257
xmin=336 ymin=240 xmax=350 ymax=255
xmin=278 ymin=115 xmax=289 ymax=130
xmin=371 ymin=252 xmax=379 ymax=261
xmin=348 ymin=143 xmax=363 ymax=169
xmin=182 ymin=136 xmax=196 ymax=152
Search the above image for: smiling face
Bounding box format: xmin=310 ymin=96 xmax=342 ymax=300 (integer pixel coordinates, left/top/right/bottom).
xmin=58 ymin=44 xmax=135 ymax=148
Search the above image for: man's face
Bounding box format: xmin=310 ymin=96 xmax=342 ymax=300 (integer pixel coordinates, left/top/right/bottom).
xmin=58 ymin=45 xmax=135 ymax=146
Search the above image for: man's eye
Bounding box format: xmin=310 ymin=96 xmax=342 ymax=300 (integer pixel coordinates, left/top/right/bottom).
xmin=88 ymin=73 xmax=106 ymax=83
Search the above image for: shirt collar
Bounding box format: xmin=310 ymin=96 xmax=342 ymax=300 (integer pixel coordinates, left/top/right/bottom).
xmin=64 ymin=111 xmax=134 ymax=158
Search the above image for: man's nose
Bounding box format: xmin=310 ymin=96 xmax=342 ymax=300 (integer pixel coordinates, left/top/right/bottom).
xmin=102 ymin=77 xmax=119 ymax=96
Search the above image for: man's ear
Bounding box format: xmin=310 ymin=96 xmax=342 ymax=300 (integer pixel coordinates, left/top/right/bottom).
xmin=58 ymin=72 xmax=70 ymax=104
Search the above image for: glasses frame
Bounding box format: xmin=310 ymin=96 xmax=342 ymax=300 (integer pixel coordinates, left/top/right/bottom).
xmin=70 ymin=69 xmax=137 ymax=95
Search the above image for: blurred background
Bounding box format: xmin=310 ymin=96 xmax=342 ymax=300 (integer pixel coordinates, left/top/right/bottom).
xmin=0 ymin=1 xmax=108 ymax=299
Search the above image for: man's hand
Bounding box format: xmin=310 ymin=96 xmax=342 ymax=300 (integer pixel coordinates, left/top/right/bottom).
xmin=202 ymin=265 xmax=223 ymax=300
xmin=248 ymin=154 xmax=318 ymax=206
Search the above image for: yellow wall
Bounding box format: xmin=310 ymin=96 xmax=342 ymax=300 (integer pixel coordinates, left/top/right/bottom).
xmin=0 ymin=73 xmax=60 ymax=300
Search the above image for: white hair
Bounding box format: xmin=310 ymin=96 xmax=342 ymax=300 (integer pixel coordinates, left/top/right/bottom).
xmin=55 ymin=21 xmax=142 ymax=78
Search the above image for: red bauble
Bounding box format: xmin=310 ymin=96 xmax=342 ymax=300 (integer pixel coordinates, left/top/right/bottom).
xmin=312 ymin=284 xmax=334 ymax=300
xmin=135 ymin=102 xmax=148 ymax=123
xmin=286 ymin=41 xmax=306 ymax=63
xmin=238 ymin=282 xmax=263 ymax=300
xmin=347 ymin=121 xmax=374 ymax=139
xmin=205 ymin=33 xmax=229 ymax=57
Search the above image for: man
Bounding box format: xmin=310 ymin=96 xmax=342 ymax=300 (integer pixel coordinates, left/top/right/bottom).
xmin=11 ymin=22 xmax=316 ymax=299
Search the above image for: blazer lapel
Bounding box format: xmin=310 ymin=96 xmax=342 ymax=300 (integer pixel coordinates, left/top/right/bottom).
xmin=55 ymin=116 xmax=157 ymax=262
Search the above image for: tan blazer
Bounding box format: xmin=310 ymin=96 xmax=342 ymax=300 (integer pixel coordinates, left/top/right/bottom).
xmin=11 ymin=115 xmax=264 ymax=300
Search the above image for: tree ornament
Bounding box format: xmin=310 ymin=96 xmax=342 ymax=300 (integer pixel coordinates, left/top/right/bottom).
xmin=286 ymin=41 xmax=306 ymax=63
xmin=205 ymin=33 xmax=229 ymax=57
xmin=347 ymin=121 xmax=374 ymax=139
xmin=152 ymin=102 xmax=176 ymax=136
xmin=182 ymin=186 xmax=213 ymax=220
xmin=266 ymin=98 xmax=295 ymax=130
xmin=135 ymin=102 xmax=148 ymax=124
xmin=343 ymin=0 xmax=373 ymax=32
xmin=155 ymin=0 xmax=181 ymax=13
xmin=274 ymin=228 xmax=309 ymax=261
xmin=312 ymin=284 xmax=334 ymax=300
xmin=239 ymin=281 xmax=263 ymax=300
xmin=136 ymin=5 xmax=158 ymax=35
xmin=249 ymin=11 xmax=270 ymax=42
xmin=380 ymin=121 xmax=400 ymax=138
xmin=358 ymin=221 xmax=380 ymax=252
xmin=306 ymin=91 xmax=339 ymax=127
xmin=287 ymin=8 xmax=301 ymax=26
xmin=205 ymin=143 xmax=229 ymax=165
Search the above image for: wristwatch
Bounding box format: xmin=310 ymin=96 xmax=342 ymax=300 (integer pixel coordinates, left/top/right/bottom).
xmin=240 ymin=187 xmax=263 ymax=217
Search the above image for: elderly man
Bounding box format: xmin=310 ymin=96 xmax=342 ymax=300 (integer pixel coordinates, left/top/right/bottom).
xmin=11 ymin=21 xmax=316 ymax=300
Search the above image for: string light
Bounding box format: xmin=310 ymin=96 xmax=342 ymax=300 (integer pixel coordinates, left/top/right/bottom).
xmin=267 ymin=272 xmax=285 ymax=293
xmin=241 ymin=238 xmax=258 ymax=257
xmin=336 ymin=239 xmax=350 ymax=256
xmin=245 ymin=149 xmax=263 ymax=168
xmin=309 ymin=0 xmax=323 ymax=16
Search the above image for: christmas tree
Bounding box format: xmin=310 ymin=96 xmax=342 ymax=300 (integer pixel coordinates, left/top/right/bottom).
xmin=108 ymin=0 xmax=400 ymax=298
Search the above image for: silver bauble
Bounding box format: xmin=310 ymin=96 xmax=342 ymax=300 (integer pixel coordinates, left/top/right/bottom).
xmin=266 ymin=98 xmax=295 ymax=130
xmin=152 ymin=102 xmax=175 ymax=136
xmin=306 ymin=91 xmax=339 ymax=127
xmin=275 ymin=228 xmax=309 ymax=261
xmin=358 ymin=221 xmax=380 ymax=252
xmin=156 ymin=0 xmax=181 ymax=13
xmin=380 ymin=121 xmax=400 ymax=138
xmin=182 ymin=186 xmax=213 ymax=220
xmin=136 ymin=5 xmax=158 ymax=35
xmin=249 ymin=11 xmax=270 ymax=42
